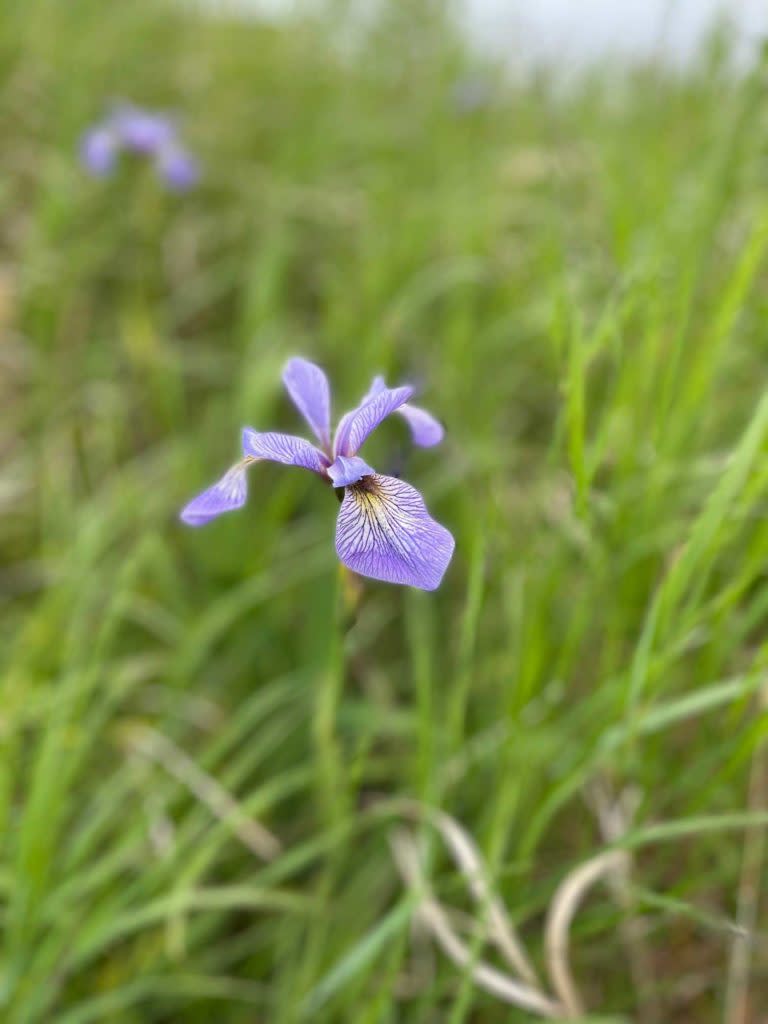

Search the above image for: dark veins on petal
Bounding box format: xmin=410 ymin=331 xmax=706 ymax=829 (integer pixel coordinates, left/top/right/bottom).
xmin=336 ymin=474 xmax=453 ymax=589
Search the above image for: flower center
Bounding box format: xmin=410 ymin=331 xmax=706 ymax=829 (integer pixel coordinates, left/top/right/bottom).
xmin=351 ymin=474 xmax=378 ymax=493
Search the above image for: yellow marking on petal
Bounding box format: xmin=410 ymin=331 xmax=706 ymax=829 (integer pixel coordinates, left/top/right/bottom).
xmin=349 ymin=481 xmax=392 ymax=536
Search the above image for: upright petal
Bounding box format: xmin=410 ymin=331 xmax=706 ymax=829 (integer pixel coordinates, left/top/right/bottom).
xmin=242 ymin=428 xmax=329 ymax=475
xmin=282 ymin=358 xmax=332 ymax=448
xmin=335 ymin=474 xmax=454 ymax=590
xmin=113 ymin=105 xmax=175 ymax=154
xmin=397 ymin=403 xmax=444 ymax=447
xmin=359 ymin=375 xmax=386 ymax=404
xmin=327 ymin=455 xmax=376 ymax=488
xmin=334 ymin=386 xmax=414 ymax=457
xmin=181 ymin=462 xmax=248 ymax=526
xmin=359 ymin=375 xmax=444 ymax=447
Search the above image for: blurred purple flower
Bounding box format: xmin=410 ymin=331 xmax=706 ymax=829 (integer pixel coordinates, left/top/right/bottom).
xmin=157 ymin=146 xmax=199 ymax=191
xmin=112 ymin=105 xmax=175 ymax=153
xmin=80 ymin=103 xmax=198 ymax=191
xmin=181 ymin=358 xmax=454 ymax=591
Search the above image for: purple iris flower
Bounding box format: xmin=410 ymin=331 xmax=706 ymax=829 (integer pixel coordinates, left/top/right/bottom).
xmin=181 ymin=358 xmax=454 ymax=591
xmin=80 ymin=103 xmax=199 ymax=191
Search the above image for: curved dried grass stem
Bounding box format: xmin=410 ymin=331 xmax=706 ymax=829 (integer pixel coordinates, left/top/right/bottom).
xmin=391 ymin=799 xmax=539 ymax=985
xmin=544 ymin=848 xmax=629 ymax=1018
xmin=587 ymin=781 xmax=660 ymax=1024
xmin=390 ymin=829 xmax=563 ymax=1018
xmin=430 ymin=809 xmax=540 ymax=984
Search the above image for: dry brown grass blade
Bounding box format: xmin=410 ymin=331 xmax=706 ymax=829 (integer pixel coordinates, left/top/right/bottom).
xmin=392 ymin=799 xmax=539 ymax=984
xmin=120 ymin=721 xmax=281 ymax=861
xmin=390 ymin=828 xmax=564 ymax=1018
xmin=429 ymin=809 xmax=540 ymax=984
xmin=588 ymin=781 xmax=661 ymax=1024
xmin=544 ymin=848 xmax=629 ymax=1018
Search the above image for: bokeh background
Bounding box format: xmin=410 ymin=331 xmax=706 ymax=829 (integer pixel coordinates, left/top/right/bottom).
xmin=2 ymin=0 xmax=768 ymax=1020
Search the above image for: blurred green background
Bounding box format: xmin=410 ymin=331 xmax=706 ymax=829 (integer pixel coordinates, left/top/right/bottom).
xmin=2 ymin=1 xmax=768 ymax=1020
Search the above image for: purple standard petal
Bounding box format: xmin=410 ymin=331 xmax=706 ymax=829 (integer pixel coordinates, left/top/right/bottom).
xmin=335 ymin=474 xmax=454 ymax=590
xmin=80 ymin=127 xmax=118 ymax=176
xmin=282 ymin=358 xmax=332 ymax=448
xmin=359 ymin=375 xmax=444 ymax=447
xmin=334 ymin=386 xmax=414 ymax=457
xmin=113 ymin=105 xmax=175 ymax=154
xmin=181 ymin=462 xmax=248 ymax=526
xmin=157 ymin=146 xmax=199 ymax=191
xmin=327 ymin=455 xmax=376 ymax=488
xmin=359 ymin=374 xmax=386 ymax=404
xmin=241 ymin=428 xmax=330 ymax=475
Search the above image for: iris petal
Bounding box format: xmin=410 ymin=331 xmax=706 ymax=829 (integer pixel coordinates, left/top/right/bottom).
xmin=113 ymin=105 xmax=175 ymax=153
xmin=397 ymin=403 xmax=444 ymax=447
xmin=358 ymin=375 xmax=444 ymax=447
xmin=157 ymin=146 xmax=199 ymax=191
xmin=180 ymin=463 xmax=248 ymax=526
xmin=327 ymin=455 xmax=376 ymax=487
xmin=359 ymin=375 xmax=386 ymax=404
xmin=334 ymin=386 xmax=413 ymax=457
xmin=335 ymin=473 xmax=454 ymax=590
xmin=242 ymin=428 xmax=329 ymax=474
xmin=282 ymin=358 xmax=332 ymax=448
xmin=81 ymin=127 xmax=118 ymax=176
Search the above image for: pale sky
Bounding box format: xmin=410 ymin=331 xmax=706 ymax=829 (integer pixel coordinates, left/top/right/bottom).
xmin=462 ymin=0 xmax=768 ymax=68
xmin=205 ymin=0 xmax=768 ymax=68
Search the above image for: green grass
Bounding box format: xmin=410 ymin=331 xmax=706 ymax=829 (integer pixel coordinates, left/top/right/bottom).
xmin=2 ymin=1 xmax=768 ymax=1020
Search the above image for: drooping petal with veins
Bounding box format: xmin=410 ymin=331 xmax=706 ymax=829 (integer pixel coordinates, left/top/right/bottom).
xmin=180 ymin=463 xmax=248 ymax=526
xmin=282 ymin=358 xmax=332 ymax=448
xmin=241 ymin=428 xmax=329 ymax=474
xmin=397 ymin=403 xmax=444 ymax=447
xmin=335 ymin=474 xmax=454 ymax=590
xmin=327 ymin=455 xmax=376 ymax=488
xmin=334 ymin=386 xmax=413 ymax=457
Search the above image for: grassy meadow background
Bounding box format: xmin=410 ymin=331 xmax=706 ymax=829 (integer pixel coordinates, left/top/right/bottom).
xmin=2 ymin=0 xmax=768 ymax=1019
